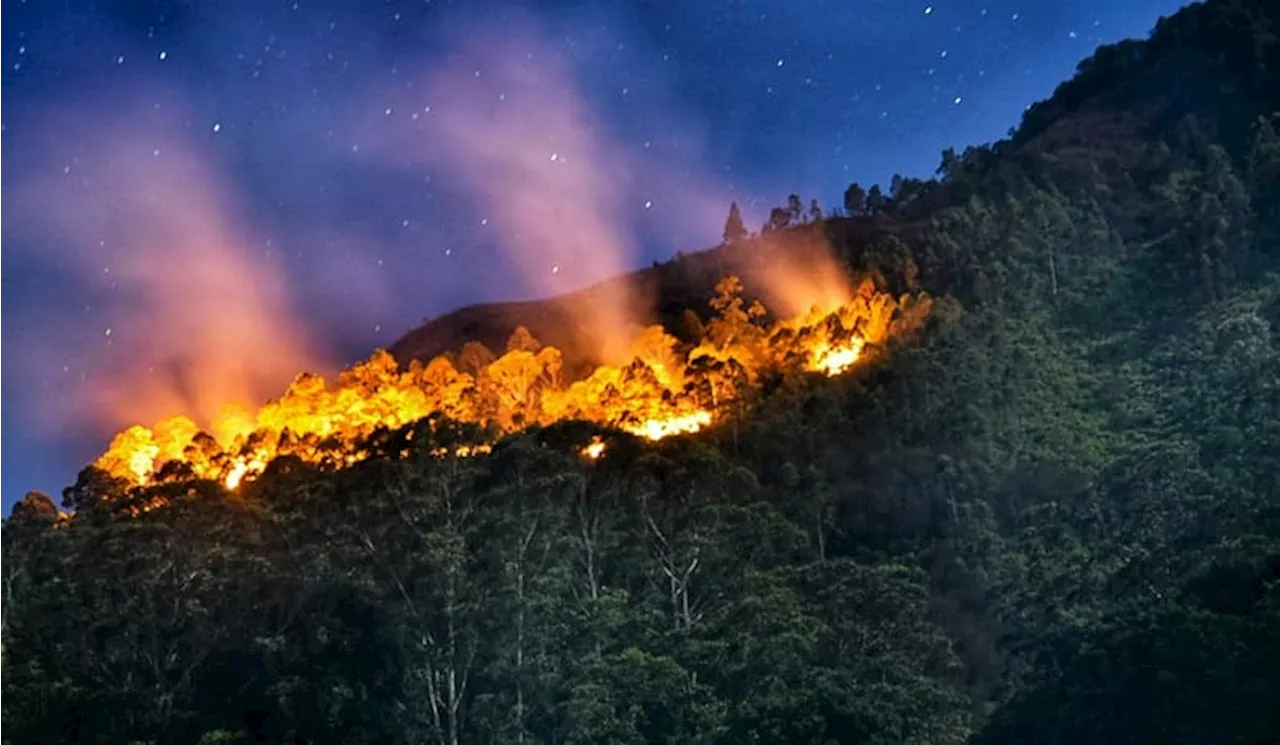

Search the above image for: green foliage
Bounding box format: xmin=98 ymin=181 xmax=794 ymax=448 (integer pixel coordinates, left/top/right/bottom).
xmin=5 ymin=1 xmax=1280 ymax=742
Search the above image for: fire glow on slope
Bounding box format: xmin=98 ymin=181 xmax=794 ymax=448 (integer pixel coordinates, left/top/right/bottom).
xmin=92 ymin=275 xmax=932 ymax=491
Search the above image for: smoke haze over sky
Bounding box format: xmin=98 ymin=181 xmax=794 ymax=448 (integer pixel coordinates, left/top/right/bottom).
xmin=2 ymin=0 xmax=1189 ymax=510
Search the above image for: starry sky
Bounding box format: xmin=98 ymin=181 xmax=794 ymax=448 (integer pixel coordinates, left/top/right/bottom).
xmin=1 ymin=0 xmax=1190 ymax=512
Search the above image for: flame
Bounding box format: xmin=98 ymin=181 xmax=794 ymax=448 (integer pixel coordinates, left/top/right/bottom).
xmin=624 ymin=410 xmax=713 ymax=441
xmin=809 ymin=337 xmax=866 ymax=376
xmin=582 ymin=437 xmax=607 ymax=459
xmin=748 ymin=231 xmax=857 ymax=319
xmin=224 ymin=455 xmax=268 ymax=490
xmin=89 ymin=275 xmax=930 ymax=498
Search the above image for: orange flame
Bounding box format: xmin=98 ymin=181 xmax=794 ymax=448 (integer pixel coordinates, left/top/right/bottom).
xmin=809 ymin=337 xmax=866 ymax=376
xmin=624 ymin=410 xmax=714 ymax=441
xmin=582 ymin=437 xmax=607 ymax=459
xmin=89 ymin=275 xmax=930 ymax=495
xmin=748 ymin=231 xmax=857 ymax=319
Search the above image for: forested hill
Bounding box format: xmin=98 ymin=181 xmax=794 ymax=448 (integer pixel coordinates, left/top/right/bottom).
xmin=4 ymin=0 xmax=1280 ymax=743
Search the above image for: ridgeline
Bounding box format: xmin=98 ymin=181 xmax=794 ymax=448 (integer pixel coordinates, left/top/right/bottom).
xmin=5 ymin=1 xmax=1279 ymax=742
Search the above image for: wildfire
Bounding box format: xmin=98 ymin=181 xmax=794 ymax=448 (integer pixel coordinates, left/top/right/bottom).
xmin=224 ymin=455 xmax=268 ymax=490
xmin=582 ymin=437 xmax=607 ymax=459
xmin=88 ymin=275 xmax=931 ymax=496
xmin=809 ymin=337 xmax=866 ymax=376
xmin=623 ymin=410 xmax=713 ymax=441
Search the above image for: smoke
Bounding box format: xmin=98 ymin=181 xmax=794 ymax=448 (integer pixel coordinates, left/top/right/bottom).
xmin=353 ymin=11 xmax=739 ymax=363
xmin=749 ymin=230 xmax=857 ymax=318
xmin=1 ymin=3 xmax=777 ymax=503
xmin=2 ymin=93 xmax=323 ymax=440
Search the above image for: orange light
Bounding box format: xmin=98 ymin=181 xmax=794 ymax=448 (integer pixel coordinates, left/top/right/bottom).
xmin=582 ymin=438 xmax=606 ymax=459
xmin=91 ymin=275 xmax=922 ymax=501
xmin=809 ymin=337 xmax=865 ymax=376
xmin=624 ymin=410 xmax=713 ymax=441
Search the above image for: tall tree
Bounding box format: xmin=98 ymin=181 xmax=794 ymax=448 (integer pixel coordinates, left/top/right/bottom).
xmin=762 ymin=206 xmax=792 ymax=234
xmin=866 ymin=184 xmax=888 ymax=213
xmin=786 ymin=193 xmax=804 ymax=223
xmin=722 ymin=201 xmax=748 ymax=244
xmin=844 ymin=182 xmax=867 ymax=216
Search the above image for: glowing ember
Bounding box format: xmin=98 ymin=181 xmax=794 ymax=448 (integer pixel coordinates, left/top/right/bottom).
xmin=88 ymin=274 xmax=931 ymax=501
xmin=224 ymin=456 xmax=266 ymax=490
xmin=582 ymin=437 xmax=607 ymax=459
xmin=429 ymin=444 xmax=493 ymax=459
xmin=624 ymin=410 xmax=713 ymax=441
xmin=810 ymin=337 xmax=866 ymax=376
xmin=225 ymin=463 xmax=247 ymax=490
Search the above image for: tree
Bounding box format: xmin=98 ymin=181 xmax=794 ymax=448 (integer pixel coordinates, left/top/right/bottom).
xmin=808 ymin=198 xmax=823 ymax=222
xmin=763 ymin=206 xmax=791 ymax=233
xmin=1149 ymin=142 xmax=1254 ymax=304
xmin=458 ymin=340 xmax=496 ymax=378
xmin=786 ymin=193 xmax=804 ymax=223
xmin=937 ymin=147 xmax=962 ymax=180
xmin=843 ymin=182 xmax=867 ymax=216
xmin=468 ymin=437 xmax=573 ymax=744
xmin=8 ymin=491 xmax=58 ymax=525
xmin=353 ymin=445 xmax=490 ymax=745
xmin=505 ymin=326 xmax=542 ymax=354
xmin=1247 ymin=114 xmax=1280 ymax=229
xmin=866 ymin=184 xmax=887 ymax=213
xmin=722 ymin=201 xmax=748 ymax=244
xmin=487 ymin=350 xmax=545 ymax=429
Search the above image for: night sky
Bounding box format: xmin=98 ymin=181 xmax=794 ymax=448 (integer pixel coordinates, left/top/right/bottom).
xmin=2 ymin=0 xmax=1189 ymax=512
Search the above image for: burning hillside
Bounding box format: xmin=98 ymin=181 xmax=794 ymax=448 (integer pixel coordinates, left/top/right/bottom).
xmin=91 ymin=274 xmax=931 ymax=494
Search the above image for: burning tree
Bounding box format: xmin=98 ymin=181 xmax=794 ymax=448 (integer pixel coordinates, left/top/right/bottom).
xmin=84 ymin=272 xmax=931 ymax=501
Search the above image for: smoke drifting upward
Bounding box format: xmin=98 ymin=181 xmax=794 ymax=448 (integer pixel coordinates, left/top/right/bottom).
xmin=358 ymin=15 xmax=737 ymax=363
xmin=3 ymin=97 xmax=322 ymax=441
xmin=406 ymin=27 xmax=641 ymax=361
xmin=750 ymin=231 xmax=858 ymax=319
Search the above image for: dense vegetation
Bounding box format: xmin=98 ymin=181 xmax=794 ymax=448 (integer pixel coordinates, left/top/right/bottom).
xmin=4 ymin=0 xmax=1279 ymax=742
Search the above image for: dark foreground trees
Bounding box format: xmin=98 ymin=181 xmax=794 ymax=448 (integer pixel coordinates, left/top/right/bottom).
xmin=3 ymin=425 xmax=977 ymax=744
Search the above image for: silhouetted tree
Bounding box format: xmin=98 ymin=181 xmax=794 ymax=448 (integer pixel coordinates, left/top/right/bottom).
xmin=866 ymin=184 xmax=887 ymax=213
xmin=786 ymin=194 xmax=804 ymax=223
xmin=723 ymin=201 xmax=748 ymax=244
xmin=763 ymin=207 xmax=792 ymax=233
xmin=8 ymin=492 xmax=58 ymax=525
xmin=506 ymin=326 xmax=543 ymax=354
xmin=937 ymin=147 xmax=962 ymax=180
xmin=844 ymin=182 xmax=867 ymax=216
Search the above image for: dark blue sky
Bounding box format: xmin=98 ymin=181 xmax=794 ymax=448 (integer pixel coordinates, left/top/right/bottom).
xmin=2 ymin=0 xmax=1189 ymax=511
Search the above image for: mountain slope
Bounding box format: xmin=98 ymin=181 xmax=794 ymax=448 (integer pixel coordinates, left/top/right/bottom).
xmin=388 ymin=220 xmax=902 ymax=370
xmin=390 ymin=0 xmax=1278 ymax=372
xmin=4 ymin=1 xmax=1279 ymax=744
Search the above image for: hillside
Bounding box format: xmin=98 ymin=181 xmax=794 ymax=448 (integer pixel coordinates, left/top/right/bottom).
xmin=391 ymin=1 xmax=1279 ymax=369
xmin=388 ymin=220 xmax=904 ymax=372
xmin=4 ymin=1 xmax=1280 ymax=743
